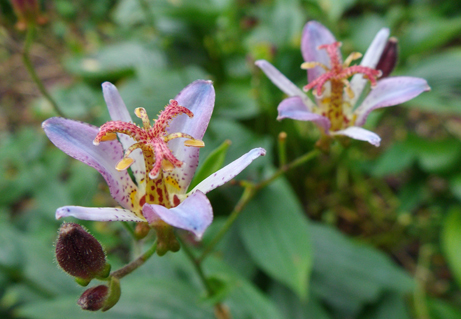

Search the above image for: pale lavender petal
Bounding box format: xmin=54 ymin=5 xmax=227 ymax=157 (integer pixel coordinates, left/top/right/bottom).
xmin=56 ymin=206 xmax=145 ymax=222
xmin=102 ymin=82 xmax=146 ymax=194
xmin=142 ymin=190 xmax=212 ymax=239
xmin=332 ymin=126 xmax=381 ymax=146
xmin=42 ymin=117 xmax=139 ymax=210
xmin=191 ymin=148 xmax=266 ymax=195
xmin=277 ymin=97 xmax=330 ymax=133
xmin=255 ymin=60 xmax=314 ymax=111
xmin=355 ymin=77 xmax=430 ymax=126
xmin=165 ymin=80 xmax=215 ymax=193
xmin=301 ymin=21 xmax=337 ymax=83
xmin=349 ymin=28 xmax=390 ymax=106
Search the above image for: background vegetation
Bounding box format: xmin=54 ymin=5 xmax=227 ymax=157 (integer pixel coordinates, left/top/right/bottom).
xmin=1 ymin=0 xmax=461 ymax=318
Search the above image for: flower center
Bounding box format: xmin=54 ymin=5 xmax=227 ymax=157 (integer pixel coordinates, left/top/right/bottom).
xmin=93 ymin=99 xmax=204 ymax=207
xmin=301 ymin=42 xmax=382 ymax=131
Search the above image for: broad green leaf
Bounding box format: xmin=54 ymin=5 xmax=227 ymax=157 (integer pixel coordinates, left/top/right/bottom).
xmin=238 ymin=172 xmax=312 ymax=298
xmin=189 ymin=140 xmax=231 ymax=191
xmin=17 ymin=277 xmax=214 ymax=319
xmin=416 ymin=139 xmax=461 ymax=173
xmin=361 ymin=292 xmax=411 ymax=319
xmin=400 ymin=18 xmax=461 ymax=58
xmin=270 ymin=282 xmax=332 ymax=319
xmin=310 ymin=223 xmax=413 ymax=317
xmin=450 ymin=175 xmax=461 ymax=201
xmin=441 ymin=207 xmax=461 ymax=288
xmin=429 ymin=297 xmax=461 ymax=319
xmin=216 ymin=83 xmax=260 ymax=120
xmin=372 ymin=142 xmax=416 ymax=177
xmin=205 ymin=257 xmax=284 ymax=319
xmin=316 ymin=0 xmax=357 ymax=22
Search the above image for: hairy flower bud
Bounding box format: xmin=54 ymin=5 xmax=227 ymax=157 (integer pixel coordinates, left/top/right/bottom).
xmin=376 ymin=37 xmax=398 ymax=78
xmin=55 ymin=223 xmax=110 ymax=285
xmin=10 ymin=0 xmax=47 ymax=30
xmin=78 ymin=285 xmax=108 ymax=311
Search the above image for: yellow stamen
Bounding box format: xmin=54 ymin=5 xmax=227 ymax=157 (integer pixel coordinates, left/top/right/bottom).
xmin=344 ymin=52 xmax=362 ymax=67
xmin=161 ymin=159 xmax=175 ymax=172
xmin=184 ymin=139 xmax=205 ymax=147
xmin=116 ymin=157 xmax=134 ymax=171
xmin=135 ymin=107 xmax=151 ymax=130
xmin=100 ymin=133 xmax=117 ymax=142
xmin=301 ymin=61 xmax=329 ymax=71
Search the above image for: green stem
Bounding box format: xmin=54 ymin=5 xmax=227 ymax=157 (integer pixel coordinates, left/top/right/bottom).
xmin=22 ymin=25 xmax=65 ymax=117
xmin=198 ymin=185 xmax=254 ymax=263
xmin=413 ymin=245 xmax=432 ymax=319
xmin=178 ymin=237 xmax=230 ymax=319
xmin=111 ymin=240 xmax=157 ymax=279
xmin=278 ymin=132 xmax=287 ymax=167
xmin=198 ymin=148 xmax=321 ymax=262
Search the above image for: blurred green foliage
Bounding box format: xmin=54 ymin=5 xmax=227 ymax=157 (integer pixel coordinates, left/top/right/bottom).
xmin=1 ymin=0 xmax=461 ymax=318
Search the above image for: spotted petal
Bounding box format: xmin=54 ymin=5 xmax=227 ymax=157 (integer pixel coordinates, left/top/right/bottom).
xmin=102 ymin=82 xmax=146 ymax=195
xmin=255 ymin=60 xmax=315 ymax=111
xmin=191 ymin=148 xmax=266 ymax=195
xmin=301 ymin=21 xmax=337 ymax=83
xmin=349 ymin=28 xmax=390 ymax=106
xmin=332 ymin=126 xmax=381 ymax=147
xmin=355 ymin=77 xmax=431 ymax=126
xmin=143 ymin=190 xmax=212 ymax=239
xmin=56 ymin=206 xmax=145 ymax=222
xmin=277 ymin=97 xmax=330 ymax=133
xmin=165 ymin=80 xmax=215 ymax=194
xmin=42 ymin=117 xmax=139 ymax=211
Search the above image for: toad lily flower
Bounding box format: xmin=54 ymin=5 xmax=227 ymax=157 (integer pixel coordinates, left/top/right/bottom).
xmin=256 ymin=21 xmax=430 ymax=147
xmin=42 ymin=80 xmax=266 ymax=254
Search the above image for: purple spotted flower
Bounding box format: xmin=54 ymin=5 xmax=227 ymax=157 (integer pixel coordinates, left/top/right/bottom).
xmin=256 ymin=21 xmax=430 ymax=147
xmin=42 ymin=80 xmax=265 ymax=251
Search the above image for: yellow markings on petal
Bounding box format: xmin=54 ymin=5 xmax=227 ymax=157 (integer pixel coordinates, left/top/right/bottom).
xmin=116 ymin=157 xmax=134 ymax=171
xmin=165 ymin=175 xmax=181 ymax=192
xmin=344 ymin=52 xmax=362 ymax=67
xmin=301 ymin=61 xmax=329 ymax=71
xmin=184 ymin=139 xmax=205 ymax=147
xmin=161 ymin=159 xmax=175 ymax=172
xmin=129 ymin=189 xmax=144 ymax=218
xmin=342 ymin=79 xmax=355 ymax=99
xmin=100 ymin=133 xmax=117 ymax=142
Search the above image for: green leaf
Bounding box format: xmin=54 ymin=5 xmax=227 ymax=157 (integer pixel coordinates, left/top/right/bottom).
xmin=238 ymin=172 xmax=312 ymax=298
xmin=429 ymin=297 xmax=461 ymax=319
xmin=17 ymin=277 xmax=214 ymax=319
xmin=441 ymin=207 xmax=461 ymax=288
xmin=372 ymin=142 xmax=416 ymax=177
xmin=400 ymin=18 xmax=461 ymax=58
xmin=360 ymin=292 xmax=411 ymax=319
xmin=416 ymin=139 xmax=461 ymax=173
xmin=310 ymin=222 xmax=413 ymax=317
xmin=270 ymin=282 xmax=332 ymax=319
xmin=188 ymin=140 xmax=231 ymax=191
xmin=449 ymin=175 xmax=461 ymax=201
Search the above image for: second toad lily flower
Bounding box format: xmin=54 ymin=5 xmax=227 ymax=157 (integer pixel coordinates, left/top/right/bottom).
xmin=256 ymin=21 xmax=430 ymax=147
xmin=42 ymin=80 xmax=266 ymax=254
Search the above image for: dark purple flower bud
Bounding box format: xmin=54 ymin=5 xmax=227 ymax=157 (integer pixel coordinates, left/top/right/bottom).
xmin=77 ymin=285 xmax=108 ymax=311
xmin=77 ymin=277 xmax=121 ymax=312
xmin=376 ymin=37 xmax=398 ymax=78
xmin=10 ymin=0 xmax=47 ymax=30
xmin=55 ymin=223 xmax=110 ymax=285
